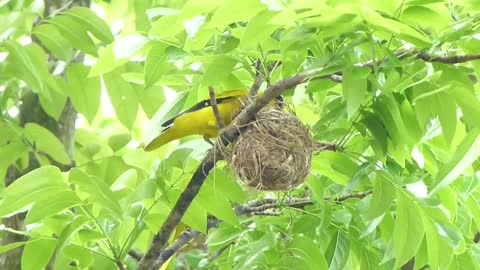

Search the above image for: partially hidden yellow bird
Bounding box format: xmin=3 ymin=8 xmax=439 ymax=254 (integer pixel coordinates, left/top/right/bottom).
xmin=144 ymin=89 xmax=249 ymax=151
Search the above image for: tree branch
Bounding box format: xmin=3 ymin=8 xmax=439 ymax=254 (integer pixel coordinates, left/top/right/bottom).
xmin=208 ymin=86 xmax=225 ymax=129
xmin=151 ymin=229 xmax=201 ymax=269
xmin=412 ymin=50 xmax=480 ymax=63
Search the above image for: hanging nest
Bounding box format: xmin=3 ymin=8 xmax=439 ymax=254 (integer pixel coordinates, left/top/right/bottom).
xmin=221 ymin=101 xmax=334 ymax=191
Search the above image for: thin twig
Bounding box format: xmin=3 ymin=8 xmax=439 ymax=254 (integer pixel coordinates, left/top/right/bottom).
xmin=152 ymin=229 xmax=201 ymax=269
xmin=128 ymin=250 xmax=143 ymax=261
xmin=250 ymin=60 xmax=264 ymax=96
xmin=208 ymin=86 xmax=225 ymax=129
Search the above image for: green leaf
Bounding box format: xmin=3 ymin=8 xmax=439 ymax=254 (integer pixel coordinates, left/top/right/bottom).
xmin=467 ymin=194 xmax=480 ymax=231
xmin=4 ymin=41 xmax=67 ymax=119
xmin=57 ymin=215 xmax=91 ymax=251
xmin=197 ymin=173 xmax=239 ymax=226
xmin=362 ymin=8 xmax=431 ymax=47
xmin=393 ymin=191 xmax=425 ymax=268
xmin=373 ymin=95 xmax=407 ymax=147
xmin=202 ymin=55 xmax=237 ymax=87
xmin=3 ymin=40 xmax=43 ymax=92
xmin=108 ymin=133 xmax=131 ymax=152
xmin=21 ymin=238 xmax=57 ymax=270
xmin=66 ymin=64 xmax=101 ymax=124
xmin=149 ymin=14 xmax=184 ymax=39
xmin=48 ymin=14 xmax=98 ymax=56
xmin=402 ymin=5 xmax=451 ymax=31
xmin=63 ymin=7 xmax=114 ymax=43
xmin=139 ymin=86 xmax=166 ymax=118
xmin=361 ymin=111 xmax=388 ymax=158
xmin=25 ymin=190 xmax=81 ymax=224
xmin=240 ymin=10 xmax=281 ymax=48
xmin=422 ymin=216 xmax=453 ymax=270
xmin=288 ymin=236 xmax=329 ymax=270
xmin=430 ymin=128 xmax=480 ymax=195
xmin=69 ymin=169 xmax=123 ymax=220
xmin=62 ymin=244 xmax=94 ymax=269
xmin=209 ymin=0 xmax=266 ymax=28
xmin=144 ymin=43 xmax=170 ymax=89
xmin=0 ymin=242 xmax=26 ymax=254
xmin=0 ymin=140 xmax=29 ymax=180
xmin=365 ymin=172 xmax=396 ymax=219
xmin=110 ymin=169 xmax=138 ymax=192
xmin=32 ymin=23 xmax=73 ymax=61
xmin=24 ymin=123 xmax=70 ymax=165
xmin=103 ymin=70 xmax=139 ymax=130
xmin=326 ymin=230 xmax=350 ymax=270
xmin=342 ymin=67 xmax=369 ymax=119
xmin=0 ymin=166 xmax=66 ymax=217
xmin=311 ymin=151 xmax=357 ymax=185
xmin=90 ymin=34 xmax=149 ymax=76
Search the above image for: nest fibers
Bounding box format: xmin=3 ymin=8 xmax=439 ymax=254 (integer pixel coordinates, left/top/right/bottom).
xmin=222 ymin=103 xmax=327 ymax=191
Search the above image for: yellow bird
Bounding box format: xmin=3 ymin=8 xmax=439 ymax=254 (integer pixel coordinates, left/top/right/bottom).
xmin=144 ymin=89 xmax=249 ymax=151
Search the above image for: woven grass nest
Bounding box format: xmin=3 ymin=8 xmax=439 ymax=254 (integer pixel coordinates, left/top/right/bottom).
xmin=222 ymin=101 xmax=331 ymax=191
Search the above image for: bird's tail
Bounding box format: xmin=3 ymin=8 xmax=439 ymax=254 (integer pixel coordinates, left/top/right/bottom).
xmin=144 ymin=128 xmax=178 ymax=151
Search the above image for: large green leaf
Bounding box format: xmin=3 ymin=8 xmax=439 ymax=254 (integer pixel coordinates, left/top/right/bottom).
xmin=0 ymin=166 xmax=66 ymax=217
xmin=4 ymin=41 xmax=66 ymax=119
xmin=209 ymin=0 xmax=266 ymax=28
xmin=393 ymin=191 xmax=425 ymax=268
xmin=63 ymin=7 xmax=114 ymax=43
xmin=422 ymin=216 xmax=453 ymax=270
xmin=0 ymin=140 xmax=29 ymax=180
xmin=365 ymin=172 xmax=396 ymax=219
xmin=0 ymin=242 xmax=26 ymax=254
xmin=326 ymin=230 xmax=350 ymax=270
xmin=144 ymin=43 xmax=170 ymax=89
xmin=197 ymin=172 xmax=239 ymax=226
xmin=21 ymin=238 xmax=57 ymax=270
xmin=287 ymin=236 xmax=329 ymax=270
xmin=202 ymin=55 xmax=238 ymax=87
xmin=311 ymin=151 xmax=358 ymax=185
xmin=25 ymin=190 xmax=81 ymax=224
xmin=103 ymin=70 xmax=139 ymax=130
xmin=69 ymin=169 xmax=123 ymax=220
xmin=240 ymin=10 xmax=281 ymax=49
xmin=373 ymin=95 xmax=407 ymax=148
xmin=48 ymin=14 xmax=98 ymax=56
xmin=149 ymin=14 xmax=184 ymax=39
xmin=342 ymin=67 xmax=369 ymax=119
xmin=32 ymin=23 xmax=73 ymax=61
xmin=66 ymin=64 xmax=101 ymax=124
xmin=430 ymin=128 xmax=480 ymax=195
xmin=24 ymin=123 xmax=70 ymax=165
xmin=90 ymin=34 xmax=149 ymax=76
